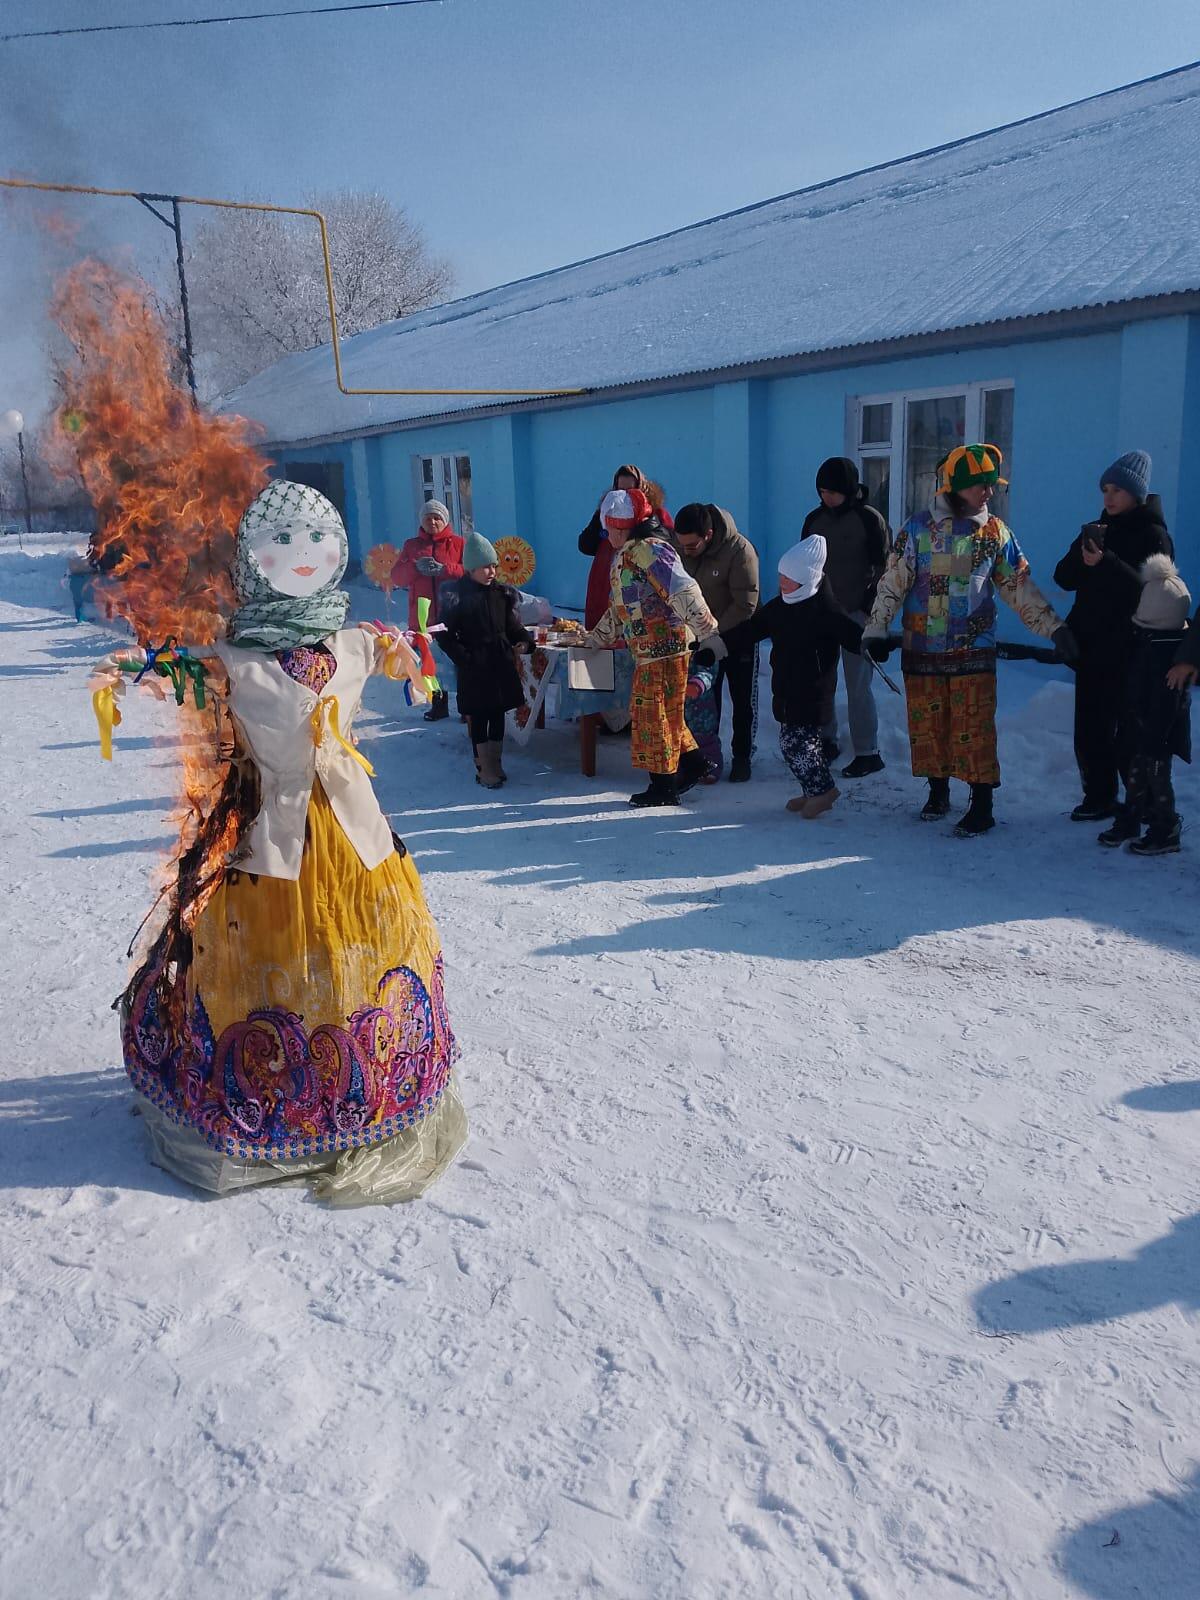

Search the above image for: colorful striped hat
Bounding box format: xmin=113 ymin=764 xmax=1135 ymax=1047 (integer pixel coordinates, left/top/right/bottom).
xmin=937 ymin=443 xmax=1008 ymax=495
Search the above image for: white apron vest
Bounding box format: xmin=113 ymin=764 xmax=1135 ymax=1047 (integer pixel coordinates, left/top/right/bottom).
xmin=215 ymin=628 xmax=394 ymax=881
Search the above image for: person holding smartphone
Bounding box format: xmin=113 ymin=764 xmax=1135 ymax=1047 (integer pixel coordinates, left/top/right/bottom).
xmin=1053 ymin=451 xmax=1172 ymax=821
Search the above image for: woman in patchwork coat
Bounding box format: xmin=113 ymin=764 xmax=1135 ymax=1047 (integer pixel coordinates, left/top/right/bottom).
xmin=581 ymin=488 xmax=725 ymax=807
xmin=864 ymin=443 xmax=1078 ymax=836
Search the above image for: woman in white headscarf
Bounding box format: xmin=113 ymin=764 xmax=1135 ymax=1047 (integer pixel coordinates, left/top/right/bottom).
xmin=92 ymin=481 xmax=467 ymax=1204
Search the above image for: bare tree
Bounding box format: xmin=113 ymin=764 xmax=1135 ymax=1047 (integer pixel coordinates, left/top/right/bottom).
xmin=185 ymin=190 xmax=455 ymax=397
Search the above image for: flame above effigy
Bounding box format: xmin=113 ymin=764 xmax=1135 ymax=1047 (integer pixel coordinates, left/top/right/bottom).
xmin=49 ymin=258 xmax=268 ymax=644
xmin=50 ymin=260 xmax=270 ymax=919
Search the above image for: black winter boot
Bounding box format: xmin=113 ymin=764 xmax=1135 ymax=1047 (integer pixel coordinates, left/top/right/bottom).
xmin=955 ymin=783 xmax=995 ymax=837
xmin=842 ymin=753 xmax=885 ymax=779
xmin=675 ymin=748 xmax=709 ymax=796
xmin=920 ymin=777 xmax=951 ymax=820
xmin=1129 ymin=815 xmax=1182 ymax=855
xmin=1072 ymin=794 xmax=1118 ymax=822
xmin=630 ymin=773 xmax=680 ymax=808
xmin=423 ymin=689 xmax=450 ymax=722
xmin=1098 ymin=806 xmax=1142 ymax=848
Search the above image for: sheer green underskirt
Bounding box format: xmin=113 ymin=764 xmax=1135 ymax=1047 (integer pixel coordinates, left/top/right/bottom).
xmin=136 ymin=1077 xmax=468 ymax=1207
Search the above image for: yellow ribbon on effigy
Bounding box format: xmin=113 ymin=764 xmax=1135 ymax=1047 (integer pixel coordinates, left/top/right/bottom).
xmin=92 ymin=684 xmax=122 ymax=761
xmin=310 ymin=694 xmax=375 ymax=778
xmin=377 ymin=632 xmax=408 ymax=681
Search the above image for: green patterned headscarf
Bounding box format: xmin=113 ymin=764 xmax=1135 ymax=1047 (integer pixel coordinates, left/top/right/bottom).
xmin=227 ymin=480 xmax=350 ymax=651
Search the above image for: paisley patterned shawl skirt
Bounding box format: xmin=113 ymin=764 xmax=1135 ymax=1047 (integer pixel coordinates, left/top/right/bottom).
xmin=122 ymin=782 xmax=465 ymax=1204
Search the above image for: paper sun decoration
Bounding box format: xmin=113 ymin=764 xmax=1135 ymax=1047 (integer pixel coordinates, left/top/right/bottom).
xmin=492 ymin=535 xmax=536 ymax=588
xmin=364 ymin=543 xmax=401 ymax=592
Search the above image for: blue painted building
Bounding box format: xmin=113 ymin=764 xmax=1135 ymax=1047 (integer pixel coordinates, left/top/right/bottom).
xmin=228 ymin=64 xmax=1200 ymax=631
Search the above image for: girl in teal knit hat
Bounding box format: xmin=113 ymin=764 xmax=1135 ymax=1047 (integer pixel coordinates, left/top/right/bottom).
xmin=439 ymin=532 xmax=534 ymax=787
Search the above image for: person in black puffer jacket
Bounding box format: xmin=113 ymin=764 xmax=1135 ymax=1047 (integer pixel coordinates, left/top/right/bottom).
xmin=712 ymin=535 xmax=863 ymax=819
xmin=800 ymin=458 xmax=890 ymax=779
xmin=1053 ymin=450 xmax=1172 ymax=821
xmin=439 ymin=531 xmax=533 ymax=789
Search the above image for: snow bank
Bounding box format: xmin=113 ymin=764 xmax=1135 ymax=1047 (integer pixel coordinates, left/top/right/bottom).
xmin=0 ymin=535 xmax=85 ymax=614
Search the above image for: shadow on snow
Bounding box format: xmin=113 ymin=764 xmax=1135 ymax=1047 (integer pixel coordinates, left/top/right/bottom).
xmin=1057 ymin=1469 xmax=1200 ymax=1599
xmin=0 ymin=1069 xmax=194 ymax=1198
xmin=378 ymin=769 xmax=1200 ymax=965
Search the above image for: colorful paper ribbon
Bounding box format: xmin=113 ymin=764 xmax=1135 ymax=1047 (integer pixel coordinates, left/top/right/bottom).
xmin=412 ymin=595 xmax=442 ymax=701
xmin=122 ymin=639 xmax=207 ymax=708
xmin=92 ymin=684 xmax=121 ymax=761
xmin=310 ymin=695 xmax=375 ymax=777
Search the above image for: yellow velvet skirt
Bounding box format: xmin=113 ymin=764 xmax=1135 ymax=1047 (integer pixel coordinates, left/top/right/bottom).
xmin=124 ymin=784 xmax=465 ymax=1204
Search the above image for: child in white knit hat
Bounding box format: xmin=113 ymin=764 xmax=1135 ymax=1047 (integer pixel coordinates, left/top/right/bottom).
xmin=1099 ymin=553 xmax=1192 ymax=854
xmin=714 ymin=535 xmax=863 ymax=816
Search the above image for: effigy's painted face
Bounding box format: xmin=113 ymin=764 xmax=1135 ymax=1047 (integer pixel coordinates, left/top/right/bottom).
xmin=246 ymin=515 xmax=345 ymax=598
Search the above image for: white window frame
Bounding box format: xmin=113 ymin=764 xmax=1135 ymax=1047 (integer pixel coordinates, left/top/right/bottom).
xmin=411 ymin=452 xmax=475 ymax=534
xmin=847 ymin=380 xmax=1015 ymax=529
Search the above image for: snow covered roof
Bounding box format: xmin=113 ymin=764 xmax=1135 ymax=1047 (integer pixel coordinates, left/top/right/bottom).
xmin=227 ymin=62 xmax=1200 ymax=445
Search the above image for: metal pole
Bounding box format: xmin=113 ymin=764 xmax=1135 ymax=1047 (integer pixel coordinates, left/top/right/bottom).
xmin=0 ymin=178 xmax=584 ymax=399
xmin=134 ymin=193 xmax=198 ymax=404
xmin=16 ymin=431 xmax=31 ymax=549
xmin=171 ymin=199 xmax=198 ymax=404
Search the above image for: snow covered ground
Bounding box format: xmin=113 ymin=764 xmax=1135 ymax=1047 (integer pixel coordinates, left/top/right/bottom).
xmin=2 ymin=538 xmax=1199 ymax=1600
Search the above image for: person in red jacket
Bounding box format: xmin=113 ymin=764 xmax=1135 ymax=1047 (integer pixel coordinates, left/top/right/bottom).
xmin=391 ymin=500 xmax=465 ymax=721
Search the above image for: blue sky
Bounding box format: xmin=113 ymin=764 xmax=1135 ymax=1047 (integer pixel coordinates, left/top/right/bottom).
xmin=2 ymin=0 xmax=1199 ymax=421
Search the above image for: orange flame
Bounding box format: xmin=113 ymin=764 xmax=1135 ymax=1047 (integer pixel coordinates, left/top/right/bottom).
xmin=48 ymin=260 xmax=270 ymax=903
xmin=48 ymin=258 xmax=268 ymax=646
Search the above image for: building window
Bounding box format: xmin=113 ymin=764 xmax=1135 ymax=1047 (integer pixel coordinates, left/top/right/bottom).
xmin=282 ymin=460 xmax=346 ymax=518
xmin=852 ymin=382 xmax=1014 ymax=529
xmin=413 ymin=453 xmax=474 ymax=534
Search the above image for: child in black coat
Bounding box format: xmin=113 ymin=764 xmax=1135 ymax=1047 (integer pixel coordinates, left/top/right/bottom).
xmin=438 ymin=532 xmax=532 ymax=788
xmin=716 ymin=535 xmax=864 ymax=816
xmin=1098 ymin=554 xmax=1191 ymax=854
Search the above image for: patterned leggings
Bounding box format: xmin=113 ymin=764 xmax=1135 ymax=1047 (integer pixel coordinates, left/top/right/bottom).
xmin=779 ymin=723 xmax=832 ymax=796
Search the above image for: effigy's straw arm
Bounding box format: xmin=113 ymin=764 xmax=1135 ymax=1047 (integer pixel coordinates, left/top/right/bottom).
xmin=117 ymin=645 xmax=209 ymax=708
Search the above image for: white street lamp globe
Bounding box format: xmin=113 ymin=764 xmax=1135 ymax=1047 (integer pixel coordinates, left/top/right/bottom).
xmin=1 ymin=409 xmax=23 ymax=437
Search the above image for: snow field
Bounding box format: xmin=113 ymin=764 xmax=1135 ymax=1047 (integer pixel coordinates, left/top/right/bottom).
xmin=1 ymin=541 xmax=1198 ymax=1599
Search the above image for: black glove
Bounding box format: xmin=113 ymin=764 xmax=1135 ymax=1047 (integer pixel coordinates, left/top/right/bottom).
xmin=693 ymin=647 xmax=716 ymax=668
xmin=866 ymin=634 xmax=891 ymax=662
xmin=1053 ymin=624 xmax=1080 ymax=667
